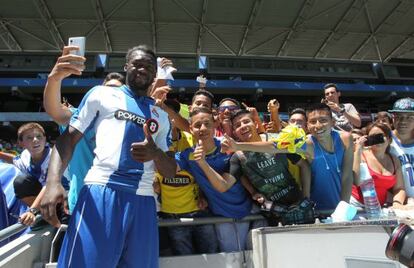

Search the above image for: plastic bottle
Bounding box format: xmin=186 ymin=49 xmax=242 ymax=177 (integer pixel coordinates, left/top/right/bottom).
xmin=359 ymin=162 xmax=382 ymax=219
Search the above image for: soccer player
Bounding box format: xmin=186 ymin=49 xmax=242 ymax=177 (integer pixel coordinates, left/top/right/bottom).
xmin=40 ymin=45 xmax=176 ymax=267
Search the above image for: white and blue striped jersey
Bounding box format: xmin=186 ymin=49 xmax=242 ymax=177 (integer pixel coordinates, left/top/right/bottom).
xmin=390 ymin=134 xmax=414 ymax=197
xmin=13 ymin=146 xmax=51 ymax=186
xmin=70 ymin=85 xmax=172 ymax=196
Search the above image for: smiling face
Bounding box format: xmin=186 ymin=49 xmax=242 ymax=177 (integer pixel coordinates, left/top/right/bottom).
xmin=124 ymin=50 xmax=156 ymax=95
xmin=307 ymin=109 xmax=334 ymax=139
xmin=190 ymin=112 xmax=215 ymax=143
xmin=232 ymin=113 xmax=258 ymax=142
xmin=393 ymin=113 xmax=414 ymax=136
xmin=218 ymin=100 xmax=239 ymax=122
xmin=19 ymin=128 xmax=46 ymax=157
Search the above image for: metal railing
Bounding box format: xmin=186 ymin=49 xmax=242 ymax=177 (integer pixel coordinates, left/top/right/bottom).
xmin=0 ymin=210 xmax=337 ymax=244
xmin=0 ymin=214 xmax=42 ymax=243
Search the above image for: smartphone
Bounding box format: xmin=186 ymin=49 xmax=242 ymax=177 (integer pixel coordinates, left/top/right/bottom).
xmin=68 ymin=37 xmax=85 ymax=57
xmin=364 ymin=133 xmax=385 ymax=146
xmin=262 ymin=112 xmax=271 ymax=123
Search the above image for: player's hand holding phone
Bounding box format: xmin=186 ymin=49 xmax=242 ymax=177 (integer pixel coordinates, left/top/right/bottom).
xmin=48 ymin=37 xmax=86 ymax=82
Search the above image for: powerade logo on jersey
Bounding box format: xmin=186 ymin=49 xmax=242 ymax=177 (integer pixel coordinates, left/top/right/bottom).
xmin=114 ymin=110 xmax=159 ymax=134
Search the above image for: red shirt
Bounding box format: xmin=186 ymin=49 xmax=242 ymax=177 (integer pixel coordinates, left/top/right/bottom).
xmin=352 ymin=155 xmax=397 ymax=206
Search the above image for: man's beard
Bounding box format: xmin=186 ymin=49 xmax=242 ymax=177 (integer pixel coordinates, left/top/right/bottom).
xmin=127 ymin=75 xmax=153 ymax=95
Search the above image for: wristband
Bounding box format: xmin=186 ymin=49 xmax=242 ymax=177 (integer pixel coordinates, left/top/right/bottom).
xmin=28 ymin=207 xmax=40 ymax=216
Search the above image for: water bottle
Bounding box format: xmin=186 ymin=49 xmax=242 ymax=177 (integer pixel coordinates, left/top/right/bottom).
xmin=359 ymin=162 xmax=382 ymax=219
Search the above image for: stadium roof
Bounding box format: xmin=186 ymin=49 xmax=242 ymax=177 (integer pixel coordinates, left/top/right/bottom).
xmin=1 ymin=0 xmax=414 ymax=62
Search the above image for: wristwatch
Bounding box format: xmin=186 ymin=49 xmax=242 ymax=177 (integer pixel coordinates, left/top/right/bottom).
xmin=339 ymin=107 xmax=346 ymax=114
xmin=28 ymin=207 xmax=40 ymax=216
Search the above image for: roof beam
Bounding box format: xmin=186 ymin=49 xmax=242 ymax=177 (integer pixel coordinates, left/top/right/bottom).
xmin=314 ymin=0 xmax=364 ymax=59
xmin=384 ymin=34 xmax=414 ymax=62
xmin=196 ymin=0 xmax=208 ymax=56
xmin=350 ymin=0 xmax=401 ymax=61
xmin=172 ymin=0 xmax=236 ymax=55
xmin=7 ymin=23 xmax=57 ymax=49
xmin=296 ymin=0 xmax=350 ymax=30
xmin=277 ymin=0 xmax=315 ymax=57
xmin=150 ymin=0 xmax=157 ymax=53
xmin=0 ymin=19 xmax=22 ymax=51
xmin=245 ymin=30 xmax=289 ymax=54
xmin=85 ymin=0 xmax=129 ymax=39
xmin=92 ymin=0 xmax=113 ymax=52
xmin=238 ymin=0 xmax=262 ymax=56
xmin=33 ymin=0 xmax=64 ymax=49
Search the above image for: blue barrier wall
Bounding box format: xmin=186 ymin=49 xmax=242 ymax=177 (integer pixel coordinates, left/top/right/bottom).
xmin=0 ymin=78 xmax=413 ymax=93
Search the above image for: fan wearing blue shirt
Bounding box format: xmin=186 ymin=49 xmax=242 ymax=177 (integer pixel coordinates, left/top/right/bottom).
xmin=176 ymin=107 xmax=252 ymax=252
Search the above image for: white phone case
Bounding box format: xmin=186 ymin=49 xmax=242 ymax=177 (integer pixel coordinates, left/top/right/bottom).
xmin=68 ymin=37 xmax=85 ymax=57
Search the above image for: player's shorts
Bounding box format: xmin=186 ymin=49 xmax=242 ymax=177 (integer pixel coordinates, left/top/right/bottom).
xmin=58 ymin=184 xmax=158 ymax=268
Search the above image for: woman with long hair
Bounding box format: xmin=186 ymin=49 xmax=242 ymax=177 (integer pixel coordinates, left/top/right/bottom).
xmin=351 ymin=122 xmax=407 ymax=209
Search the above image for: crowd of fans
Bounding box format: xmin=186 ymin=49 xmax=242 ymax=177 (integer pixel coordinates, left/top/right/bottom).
xmin=0 ymin=139 xmax=22 ymax=156
xmin=0 ymin=45 xmax=413 ymax=266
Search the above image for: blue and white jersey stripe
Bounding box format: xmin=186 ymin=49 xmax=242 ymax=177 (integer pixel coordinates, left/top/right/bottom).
xmin=390 ymin=134 xmax=414 ymax=197
xmin=13 ymin=146 xmax=51 ymax=186
xmin=70 ymin=85 xmax=172 ymax=196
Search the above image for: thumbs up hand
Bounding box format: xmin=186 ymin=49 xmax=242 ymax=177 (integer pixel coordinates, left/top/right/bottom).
xmin=130 ymin=123 xmax=161 ymax=162
xmin=193 ymin=139 xmax=205 ymax=163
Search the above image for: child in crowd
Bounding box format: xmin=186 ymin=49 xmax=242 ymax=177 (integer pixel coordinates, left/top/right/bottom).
xmin=154 ymin=99 xmax=218 ymax=255
xmin=0 ymin=123 xmax=67 ymax=225
xmin=175 ymin=107 xmax=252 ymax=252
xmin=229 ymin=110 xmax=313 ymax=225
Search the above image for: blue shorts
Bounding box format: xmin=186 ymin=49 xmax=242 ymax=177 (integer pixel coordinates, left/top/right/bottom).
xmin=58 ymin=184 xmax=158 ymax=268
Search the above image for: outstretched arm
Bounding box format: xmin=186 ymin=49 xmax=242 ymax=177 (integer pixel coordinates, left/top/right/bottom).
xmin=43 ymin=46 xmax=85 ymax=125
xmin=0 ymin=151 xmax=15 ymax=164
xmin=221 ymin=134 xmax=290 ymax=154
xmin=340 ymin=132 xmax=354 ymax=202
xmin=297 ymin=159 xmax=311 ymax=198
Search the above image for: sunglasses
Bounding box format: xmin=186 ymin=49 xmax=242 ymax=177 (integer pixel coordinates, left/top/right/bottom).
xmin=218 ymin=105 xmax=239 ymax=113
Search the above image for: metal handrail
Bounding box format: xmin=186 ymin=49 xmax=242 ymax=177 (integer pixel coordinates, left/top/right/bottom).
xmin=0 ymin=210 xmax=336 ymax=244
xmin=0 ymin=214 xmax=42 ymax=243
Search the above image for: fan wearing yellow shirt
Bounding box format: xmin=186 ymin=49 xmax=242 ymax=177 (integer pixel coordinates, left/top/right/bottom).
xmin=154 ymin=99 xmax=218 ymax=255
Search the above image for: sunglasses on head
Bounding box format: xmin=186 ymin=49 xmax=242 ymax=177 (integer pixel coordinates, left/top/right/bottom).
xmin=218 ymin=105 xmax=239 ymax=113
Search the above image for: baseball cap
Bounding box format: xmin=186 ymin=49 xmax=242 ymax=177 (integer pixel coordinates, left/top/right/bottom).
xmin=389 ymin=97 xmax=414 ymax=113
